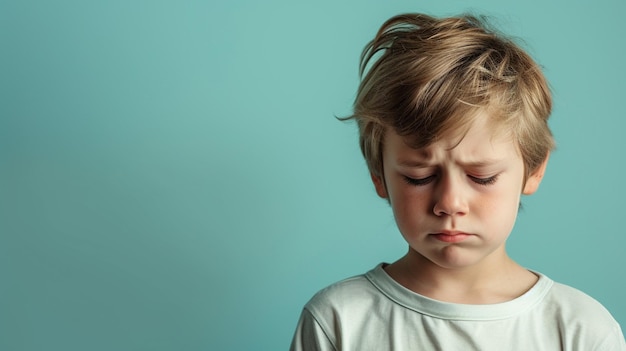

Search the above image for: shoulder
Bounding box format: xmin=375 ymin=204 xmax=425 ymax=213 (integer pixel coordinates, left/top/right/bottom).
xmin=538 ymin=278 xmax=626 ymax=349
xmin=544 ymin=281 xmax=616 ymax=322
xmin=294 ymin=267 xmax=388 ymax=350
xmin=302 ymin=265 xmax=393 ymax=330
xmin=304 ymin=271 xmax=382 ymax=317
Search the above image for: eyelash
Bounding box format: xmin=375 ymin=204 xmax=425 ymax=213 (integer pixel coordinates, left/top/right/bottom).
xmin=403 ymin=174 xmax=499 ymax=186
xmin=403 ymin=175 xmax=436 ymax=186
xmin=468 ymin=174 xmax=499 ymax=186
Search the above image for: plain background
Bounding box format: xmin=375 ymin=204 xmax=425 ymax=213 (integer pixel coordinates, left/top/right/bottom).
xmin=2 ymin=0 xmax=625 ymax=350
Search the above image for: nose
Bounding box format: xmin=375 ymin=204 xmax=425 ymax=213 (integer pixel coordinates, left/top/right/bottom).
xmin=433 ymin=174 xmax=469 ymax=217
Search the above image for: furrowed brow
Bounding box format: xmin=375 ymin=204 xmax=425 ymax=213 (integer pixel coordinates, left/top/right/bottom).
xmin=457 ymin=159 xmax=504 ymax=168
xmin=397 ymin=159 xmax=504 ymax=168
xmin=397 ymin=160 xmax=431 ymax=168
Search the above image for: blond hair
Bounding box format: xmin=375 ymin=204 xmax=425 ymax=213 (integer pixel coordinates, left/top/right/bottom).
xmin=344 ymin=13 xmax=554 ymax=180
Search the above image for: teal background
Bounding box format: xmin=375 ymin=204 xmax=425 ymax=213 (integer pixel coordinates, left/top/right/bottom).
xmin=2 ymin=0 xmax=625 ymax=349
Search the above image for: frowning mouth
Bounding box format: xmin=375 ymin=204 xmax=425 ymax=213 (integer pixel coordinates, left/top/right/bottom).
xmin=430 ymin=231 xmax=472 ymax=243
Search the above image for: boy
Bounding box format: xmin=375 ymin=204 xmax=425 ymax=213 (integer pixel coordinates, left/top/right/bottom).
xmin=290 ymin=13 xmax=626 ymax=350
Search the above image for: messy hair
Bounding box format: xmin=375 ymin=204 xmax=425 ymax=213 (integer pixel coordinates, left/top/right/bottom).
xmin=343 ymin=13 xmax=554 ymax=180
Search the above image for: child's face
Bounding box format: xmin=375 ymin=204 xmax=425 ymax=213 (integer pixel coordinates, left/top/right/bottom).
xmin=372 ymin=112 xmax=547 ymax=270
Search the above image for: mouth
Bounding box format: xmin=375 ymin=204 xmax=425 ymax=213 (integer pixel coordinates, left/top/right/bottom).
xmin=430 ymin=231 xmax=472 ymax=243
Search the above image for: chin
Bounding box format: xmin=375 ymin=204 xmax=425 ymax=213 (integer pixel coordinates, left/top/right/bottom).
xmin=425 ymin=247 xmax=487 ymax=270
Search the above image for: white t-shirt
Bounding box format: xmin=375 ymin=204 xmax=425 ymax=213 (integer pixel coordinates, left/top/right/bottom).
xmin=290 ymin=264 xmax=626 ymax=351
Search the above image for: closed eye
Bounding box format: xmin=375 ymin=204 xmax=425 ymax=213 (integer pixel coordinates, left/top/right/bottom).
xmin=468 ymin=174 xmax=499 ymax=186
xmin=403 ymin=175 xmax=436 ymax=186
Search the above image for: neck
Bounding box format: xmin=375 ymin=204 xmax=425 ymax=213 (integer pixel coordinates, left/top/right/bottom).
xmin=384 ymin=248 xmax=538 ymax=304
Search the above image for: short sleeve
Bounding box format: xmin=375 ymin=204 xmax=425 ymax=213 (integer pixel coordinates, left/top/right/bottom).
xmin=594 ymin=324 xmax=626 ymax=351
xmin=289 ymin=308 xmax=336 ymax=351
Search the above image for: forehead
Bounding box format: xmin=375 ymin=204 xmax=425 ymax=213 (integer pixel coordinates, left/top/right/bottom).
xmin=384 ymin=113 xmax=519 ymax=162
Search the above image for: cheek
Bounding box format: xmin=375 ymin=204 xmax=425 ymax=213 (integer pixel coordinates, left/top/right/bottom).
xmin=483 ymin=188 xmax=519 ymax=207
xmin=389 ymin=187 xmax=430 ymax=221
xmin=480 ymin=188 xmax=522 ymax=228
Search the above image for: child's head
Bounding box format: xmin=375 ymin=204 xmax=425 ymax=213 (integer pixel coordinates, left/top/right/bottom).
xmin=347 ymin=13 xmax=554 ymax=183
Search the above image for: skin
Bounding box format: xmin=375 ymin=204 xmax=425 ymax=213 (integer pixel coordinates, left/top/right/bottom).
xmin=372 ymin=113 xmax=549 ymax=304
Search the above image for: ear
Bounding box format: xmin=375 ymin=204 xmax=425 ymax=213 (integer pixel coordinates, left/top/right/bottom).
xmin=522 ymin=153 xmax=550 ymax=195
xmin=371 ymin=172 xmax=388 ymax=198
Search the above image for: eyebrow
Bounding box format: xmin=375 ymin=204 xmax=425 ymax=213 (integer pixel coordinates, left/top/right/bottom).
xmin=398 ymin=160 xmax=430 ymax=168
xmin=397 ymin=159 xmax=504 ymax=168
xmin=458 ymin=159 xmax=505 ymax=168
